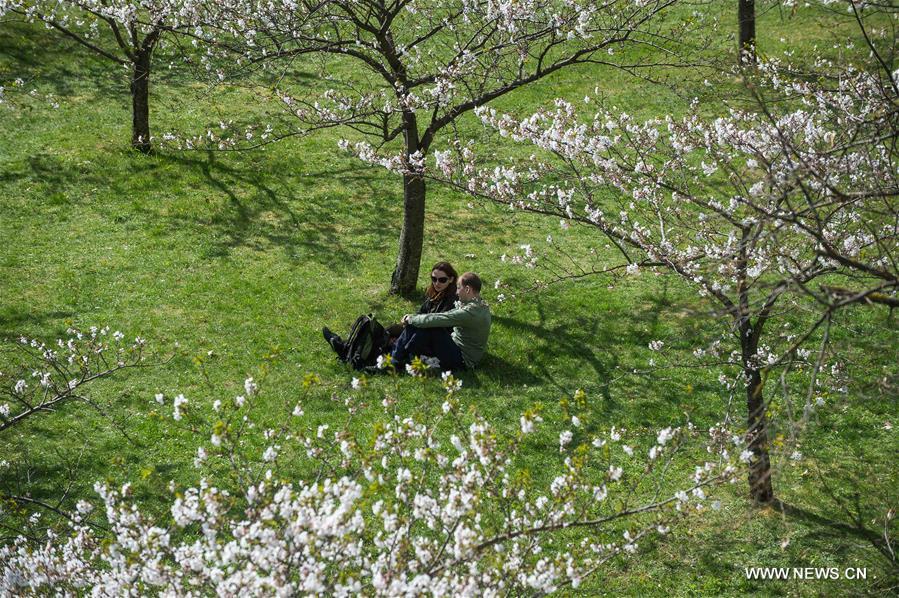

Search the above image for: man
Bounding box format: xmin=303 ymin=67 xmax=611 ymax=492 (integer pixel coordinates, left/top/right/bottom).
xmin=389 ymin=272 xmax=491 ymax=372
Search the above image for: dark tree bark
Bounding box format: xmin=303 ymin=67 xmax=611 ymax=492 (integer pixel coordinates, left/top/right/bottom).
xmin=741 ymin=322 xmax=774 ymax=504
xmin=391 ymin=113 xmax=426 ymax=296
xmin=392 ymin=174 xmax=426 ymax=296
xmin=738 ymin=0 xmax=757 ymax=65
xmin=130 ymin=48 xmax=152 ymax=153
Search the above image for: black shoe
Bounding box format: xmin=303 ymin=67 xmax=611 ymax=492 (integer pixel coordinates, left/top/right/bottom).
xmin=322 ymin=327 xmax=346 ymax=357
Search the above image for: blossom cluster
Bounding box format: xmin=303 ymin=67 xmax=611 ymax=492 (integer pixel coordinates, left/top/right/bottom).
xmin=0 ymin=0 xmax=202 ymax=36
xmin=1 ymin=371 xmax=747 ymax=595
xmin=148 ymin=0 xmax=698 ymax=173
xmin=0 ymin=327 xmax=146 ymax=434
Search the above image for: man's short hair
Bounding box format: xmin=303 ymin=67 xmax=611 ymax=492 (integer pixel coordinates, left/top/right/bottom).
xmin=459 ymin=272 xmax=482 ymax=293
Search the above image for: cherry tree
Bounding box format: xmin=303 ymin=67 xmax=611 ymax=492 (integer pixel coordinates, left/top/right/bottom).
xmin=0 ymin=0 xmax=199 ymax=152
xmin=181 ymin=0 xmax=700 ymax=295
xmin=430 ymin=3 xmax=897 ymax=504
xmin=0 ymin=365 xmax=744 ymax=594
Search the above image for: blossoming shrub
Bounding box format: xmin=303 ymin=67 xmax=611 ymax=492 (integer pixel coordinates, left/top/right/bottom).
xmin=1 ymin=366 xmax=746 ymax=595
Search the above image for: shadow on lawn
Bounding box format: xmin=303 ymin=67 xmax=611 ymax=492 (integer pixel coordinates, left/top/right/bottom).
xmin=0 ymin=308 xmax=74 ymax=339
xmin=0 ymin=22 xmax=125 ymax=99
xmin=489 ymin=301 xmax=618 ymax=400
xmin=462 ymin=352 xmax=542 ymax=388
xmin=0 ymin=428 xmax=178 ymax=529
xmin=161 ymin=151 xmax=399 ymax=267
xmin=6 ymin=149 xmax=399 ymax=271
xmin=774 ymin=500 xmax=892 ymax=559
xmin=0 ymin=21 xmax=218 ymax=100
xmin=480 ymin=285 xmax=730 ymax=429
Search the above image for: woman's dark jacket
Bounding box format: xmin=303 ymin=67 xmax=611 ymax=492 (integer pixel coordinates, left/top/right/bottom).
xmin=386 ymin=289 xmax=459 ymax=340
xmin=418 ymin=289 xmax=458 ymax=316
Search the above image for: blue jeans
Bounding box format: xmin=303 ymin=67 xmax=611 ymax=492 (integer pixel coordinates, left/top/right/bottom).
xmin=390 ymin=326 xmax=465 ymax=372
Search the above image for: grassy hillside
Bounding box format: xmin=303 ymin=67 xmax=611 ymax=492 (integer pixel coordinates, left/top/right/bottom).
xmin=1 ymin=5 xmax=897 ymax=595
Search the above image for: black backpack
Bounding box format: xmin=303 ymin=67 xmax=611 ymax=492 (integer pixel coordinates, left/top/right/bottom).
xmin=343 ymin=314 xmax=388 ymax=370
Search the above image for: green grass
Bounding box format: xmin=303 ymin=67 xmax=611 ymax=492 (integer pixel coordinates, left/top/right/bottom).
xmin=1 ymin=6 xmax=898 ymax=596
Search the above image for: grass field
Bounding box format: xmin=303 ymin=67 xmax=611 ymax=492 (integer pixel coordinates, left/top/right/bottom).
xmin=1 ymin=5 xmax=897 ymax=596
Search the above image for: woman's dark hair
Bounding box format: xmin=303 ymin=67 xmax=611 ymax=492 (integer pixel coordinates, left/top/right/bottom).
xmin=425 ymin=261 xmax=459 ymax=300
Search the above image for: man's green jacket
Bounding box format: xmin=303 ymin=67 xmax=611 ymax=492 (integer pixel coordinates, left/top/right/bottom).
xmin=407 ymin=297 xmax=491 ymax=368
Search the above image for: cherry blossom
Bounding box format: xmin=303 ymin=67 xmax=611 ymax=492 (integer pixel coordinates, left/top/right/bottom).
xmin=1 ymin=370 xmax=745 ymax=594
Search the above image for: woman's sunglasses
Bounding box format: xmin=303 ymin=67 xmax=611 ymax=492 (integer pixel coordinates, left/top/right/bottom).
xmin=431 ymin=275 xmax=449 ymax=283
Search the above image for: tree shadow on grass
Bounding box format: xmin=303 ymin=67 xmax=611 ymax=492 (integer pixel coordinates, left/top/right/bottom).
xmin=460 ymin=353 xmax=542 ymax=389
xmin=158 ymin=152 xmax=400 ymax=269
xmin=774 ymin=500 xmax=891 ymax=559
xmin=5 ymin=149 xmax=400 ymax=271
xmin=0 ymin=21 xmax=125 ymax=100
xmin=774 ymin=456 xmax=899 ymax=581
xmin=0 ymin=153 xmax=118 ymax=197
xmin=490 ymin=302 xmax=618 ymax=400
xmin=0 ymin=430 xmax=180 ymax=530
xmin=0 ymin=20 xmax=230 ymax=99
xmin=481 ymin=286 xmax=739 ymax=432
xmin=0 ymin=308 xmax=74 ymax=339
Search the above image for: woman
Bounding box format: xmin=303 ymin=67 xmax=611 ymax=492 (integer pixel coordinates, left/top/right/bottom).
xmin=406 ymin=260 xmax=459 ymax=322
xmin=323 ymin=261 xmax=459 ymax=359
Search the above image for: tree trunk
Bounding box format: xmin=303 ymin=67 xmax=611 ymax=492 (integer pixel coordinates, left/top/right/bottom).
xmin=742 ymin=330 xmax=774 ymax=504
xmin=390 ymin=114 xmax=426 ymax=296
xmin=391 ymin=174 xmax=426 ymax=296
xmin=130 ymin=49 xmax=152 ymax=153
xmin=738 ymin=0 xmax=756 ymax=65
